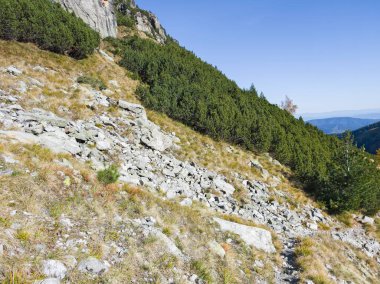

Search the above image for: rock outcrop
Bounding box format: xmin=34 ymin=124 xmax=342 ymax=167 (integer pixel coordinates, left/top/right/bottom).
xmin=54 ymin=0 xmax=117 ymax=38
xmin=116 ymin=0 xmax=168 ymax=44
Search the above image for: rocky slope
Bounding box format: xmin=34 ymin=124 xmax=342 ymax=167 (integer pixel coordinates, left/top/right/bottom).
xmin=0 ymin=41 xmax=379 ymax=283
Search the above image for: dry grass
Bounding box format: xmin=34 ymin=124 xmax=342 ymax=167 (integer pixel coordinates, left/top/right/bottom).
xmin=295 ymin=234 xmax=380 ymax=284
xmin=0 ymin=141 xmax=281 ymax=283
xmin=0 ymin=40 xmax=139 ymax=122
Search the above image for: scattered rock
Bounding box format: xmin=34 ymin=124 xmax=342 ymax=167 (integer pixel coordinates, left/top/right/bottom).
xmin=214 ymin=218 xmax=276 ymax=253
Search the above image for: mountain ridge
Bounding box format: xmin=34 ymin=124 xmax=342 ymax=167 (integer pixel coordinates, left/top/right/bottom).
xmin=307 ymin=117 xmax=380 ymax=134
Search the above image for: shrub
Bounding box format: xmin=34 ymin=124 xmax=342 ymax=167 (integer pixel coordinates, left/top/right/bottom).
xmin=191 ymin=260 xmax=213 ymax=283
xmin=97 ymin=165 xmax=120 ymax=185
xmin=0 ymin=0 xmax=100 ymax=59
xmin=77 ymin=76 xmax=107 ymax=90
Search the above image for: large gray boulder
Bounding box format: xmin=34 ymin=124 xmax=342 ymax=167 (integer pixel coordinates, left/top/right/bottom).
xmin=41 ymin=260 xmax=67 ymax=280
xmin=77 ymin=257 xmax=110 ymax=275
xmin=54 ymin=0 xmax=117 ymax=38
xmin=213 ymin=218 xmax=276 ymax=253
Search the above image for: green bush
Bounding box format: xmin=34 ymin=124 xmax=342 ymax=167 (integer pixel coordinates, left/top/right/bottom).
xmin=97 ymin=165 xmax=120 ymax=185
xmin=108 ymin=36 xmax=380 ymax=214
xmin=0 ymin=0 xmax=100 ymax=59
xmin=77 ymin=76 xmax=107 ymax=90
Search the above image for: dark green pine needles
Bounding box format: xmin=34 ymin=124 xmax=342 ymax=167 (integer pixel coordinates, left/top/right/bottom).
xmin=0 ymin=0 xmax=100 ymax=59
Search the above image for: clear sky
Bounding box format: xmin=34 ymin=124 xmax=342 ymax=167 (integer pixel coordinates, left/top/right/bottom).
xmin=137 ymin=0 xmax=380 ymax=113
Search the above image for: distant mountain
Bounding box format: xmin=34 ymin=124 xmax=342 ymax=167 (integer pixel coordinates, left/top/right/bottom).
xmin=307 ymin=117 xmax=380 ymax=134
xmin=301 ymin=109 xmax=380 ymax=121
xmin=352 ymin=121 xmax=380 ymax=154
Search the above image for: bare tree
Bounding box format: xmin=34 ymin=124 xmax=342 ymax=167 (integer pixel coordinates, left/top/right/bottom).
xmin=281 ymin=96 xmax=298 ymax=115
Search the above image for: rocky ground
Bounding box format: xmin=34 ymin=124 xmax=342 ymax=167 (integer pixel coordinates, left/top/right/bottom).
xmin=0 ymin=41 xmax=379 ymax=283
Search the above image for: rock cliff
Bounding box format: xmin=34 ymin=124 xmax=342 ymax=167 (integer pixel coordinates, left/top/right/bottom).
xmin=54 ymin=0 xmax=117 ymax=38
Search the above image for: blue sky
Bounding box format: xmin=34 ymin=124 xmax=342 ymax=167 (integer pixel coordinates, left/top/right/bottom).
xmin=137 ymin=0 xmax=380 ymax=113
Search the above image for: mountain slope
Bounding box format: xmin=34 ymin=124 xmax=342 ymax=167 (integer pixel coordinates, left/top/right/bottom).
xmin=352 ymin=121 xmax=380 ymax=154
xmin=307 ymin=117 xmax=380 ymax=134
xmin=0 ymin=39 xmax=379 ymax=284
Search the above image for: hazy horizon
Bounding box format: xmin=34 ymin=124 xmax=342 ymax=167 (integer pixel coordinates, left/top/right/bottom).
xmin=138 ymin=0 xmax=380 ymax=114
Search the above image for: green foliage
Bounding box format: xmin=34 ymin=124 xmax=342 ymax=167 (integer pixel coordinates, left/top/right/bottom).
xmin=77 ymin=76 xmax=107 ymax=90
xmin=0 ymin=0 xmax=99 ymax=59
xmin=97 ymin=165 xmax=120 ymax=185
xmin=351 ymin=121 xmax=380 ymax=154
xmin=319 ymin=133 xmax=380 ymax=215
xmin=107 ymin=36 xmax=380 ymax=214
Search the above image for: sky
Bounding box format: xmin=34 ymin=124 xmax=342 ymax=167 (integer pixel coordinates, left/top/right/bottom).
xmin=137 ymin=0 xmax=380 ymax=114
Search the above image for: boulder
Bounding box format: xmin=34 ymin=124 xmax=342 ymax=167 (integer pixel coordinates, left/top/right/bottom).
xmin=213 ymin=218 xmax=276 ymax=253
xmin=140 ymin=124 xmax=173 ymax=152
xmin=214 ymin=176 xmax=235 ymax=195
xmin=77 ymin=257 xmax=110 ymax=275
xmin=41 ymin=260 xmax=67 ymax=280
xmin=208 ymin=240 xmax=225 ymax=258
xmin=360 ymin=216 xmax=375 ymax=225
xmin=118 ymin=100 xmax=147 ymax=119
xmin=6 ymin=66 xmax=23 ymax=76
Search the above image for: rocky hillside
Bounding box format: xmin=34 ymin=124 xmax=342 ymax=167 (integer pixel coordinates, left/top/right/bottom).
xmin=0 ymin=40 xmax=379 ymax=283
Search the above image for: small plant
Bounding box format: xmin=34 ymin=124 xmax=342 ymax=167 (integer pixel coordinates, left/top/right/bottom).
xmin=77 ymin=75 xmax=107 ymax=90
xmin=97 ymin=164 xmax=120 ymax=185
xmin=191 ymin=260 xmax=213 ymax=283
xmin=16 ymin=230 xmax=30 ymax=242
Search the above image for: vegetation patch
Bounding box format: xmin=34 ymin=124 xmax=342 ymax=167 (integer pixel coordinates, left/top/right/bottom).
xmin=0 ymin=0 xmax=99 ymax=59
xmin=77 ymin=75 xmax=107 ymax=90
xmin=97 ymin=165 xmax=120 ymax=185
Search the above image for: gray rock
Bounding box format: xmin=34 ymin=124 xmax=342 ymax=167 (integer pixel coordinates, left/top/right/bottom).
xmin=140 ymin=124 xmax=173 ymax=152
xmin=360 ymin=216 xmax=375 ymax=225
xmin=6 ymin=66 xmax=23 ymax=76
xmin=214 ymin=176 xmax=235 ymax=195
xmin=77 ymin=257 xmax=110 ymax=275
xmin=99 ymin=49 xmax=114 ymax=62
xmin=208 ymin=240 xmax=225 ymax=258
xmin=180 ymin=198 xmax=193 ymax=206
xmin=118 ymin=100 xmax=147 ymax=119
xmin=41 ymin=260 xmax=67 ymax=280
xmin=54 ymin=0 xmax=117 ymax=38
xmin=213 ymin=218 xmax=276 ymax=253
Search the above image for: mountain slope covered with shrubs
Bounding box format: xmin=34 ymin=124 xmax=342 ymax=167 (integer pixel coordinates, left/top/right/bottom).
xmin=352 ymin=121 xmax=380 ymax=154
xmin=0 ymin=0 xmax=99 ymax=59
xmin=108 ymin=36 xmax=380 ymax=214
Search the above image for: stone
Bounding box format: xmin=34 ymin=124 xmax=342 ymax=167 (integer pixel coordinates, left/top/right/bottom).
xmin=99 ymin=49 xmax=114 ymax=62
xmin=250 ymin=159 xmax=263 ymax=169
xmin=140 ymin=125 xmax=173 ymax=152
xmin=360 ymin=216 xmax=375 ymax=225
xmin=180 ymin=198 xmax=193 ymax=206
xmin=213 ymin=218 xmax=276 ymax=253
xmin=208 ymin=240 xmax=225 ymax=258
xmin=213 ymin=176 xmax=235 ymax=195
xmin=41 ymin=260 xmax=67 ymax=280
xmin=38 ymin=132 xmax=82 ymax=155
xmin=6 ymin=66 xmax=23 ymax=76
xmin=16 ymin=81 xmax=28 ymax=93
xmin=96 ymin=139 xmax=111 ymax=151
xmin=118 ymin=100 xmax=147 ymax=118
xmin=77 ymin=257 xmax=110 ymax=275
xmin=306 ymin=223 xmax=318 ymax=230
xmin=54 ymin=0 xmax=117 ymax=38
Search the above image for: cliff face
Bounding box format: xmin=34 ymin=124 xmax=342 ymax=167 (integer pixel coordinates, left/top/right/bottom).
xmin=54 ymin=0 xmax=117 ymax=38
